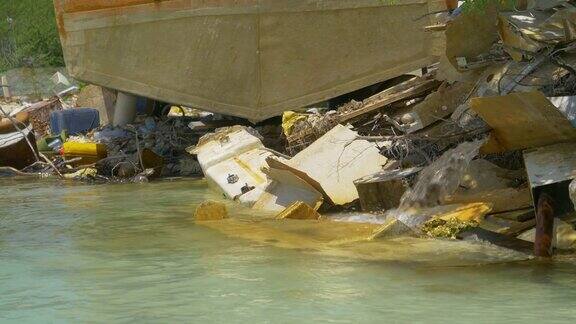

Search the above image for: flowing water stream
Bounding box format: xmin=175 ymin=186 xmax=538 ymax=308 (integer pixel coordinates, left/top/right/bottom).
xmin=1 ymin=178 xmax=576 ymax=323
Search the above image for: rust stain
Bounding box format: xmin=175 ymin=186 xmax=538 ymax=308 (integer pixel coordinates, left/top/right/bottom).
xmin=63 ymin=0 xmax=160 ymax=13
xmin=57 ymin=0 xmax=259 ymax=29
xmin=61 ymin=0 xmax=257 ymax=14
xmin=53 ymin=0 xmax=69 ymax=40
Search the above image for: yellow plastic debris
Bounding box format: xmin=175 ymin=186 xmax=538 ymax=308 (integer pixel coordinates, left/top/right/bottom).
xmin=62 ymin=142 xmax=107 ymax=158
xmin=281 ymin=111 xmax=307 ymax=136
xmin=421 ymin=203 xmax=492 ymax=239
xmin=194 ymin=200 xmax=228 ymax=221
xmin=371 ymin=203 xmax=492 ymax=240
xmin=276 ymin=201 xmax=322 ymax=220
xmin=422 ymin=218 xmax=479 ymax=239
xmin=64 ymin=168 xmax=98 ymax=179
xmin=62 ymin=141 xmax=108 ymax=166
xmin=436 ymin=202 xmax=492 ymax=222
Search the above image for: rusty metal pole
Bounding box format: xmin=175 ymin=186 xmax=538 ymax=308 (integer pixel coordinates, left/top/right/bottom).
xmin=535 ymin=193 xmax=555 ymax=257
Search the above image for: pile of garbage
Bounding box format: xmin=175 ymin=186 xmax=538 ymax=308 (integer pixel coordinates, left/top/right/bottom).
xmin=192 ymin=2 xmax=576 ymax=257
xmin=0 ymin=78 xmax=214 ymax=182
xmin=3 ymin=1 xmax=576 ymax=257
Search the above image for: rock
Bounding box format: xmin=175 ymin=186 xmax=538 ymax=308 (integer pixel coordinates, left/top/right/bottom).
xmin=194 ymin=201 xmax=228 ymax=221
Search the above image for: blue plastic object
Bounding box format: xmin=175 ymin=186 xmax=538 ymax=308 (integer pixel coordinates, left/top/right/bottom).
xmin=50 ymin=108 xmax=100 ymax=135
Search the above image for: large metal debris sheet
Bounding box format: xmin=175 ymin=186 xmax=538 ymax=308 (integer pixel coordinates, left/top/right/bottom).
xmin=55 ymin=0 xmax=443 ymax=121
xmin=471 ymin=91 xmax=576 ymax=152
xmin=524 ymin=142 xmax=576 ymax=189
xmin=445 ymin=6 xmax=498 ymax=68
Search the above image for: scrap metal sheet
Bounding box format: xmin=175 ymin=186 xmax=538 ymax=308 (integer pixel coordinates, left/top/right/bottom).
xmin=471 ymin=91 xmax=576 ymax=152
xmin=524 ymin=142 xmax=576 ymax=188
xmin=55 ymin=0 xmax=444 ymax=121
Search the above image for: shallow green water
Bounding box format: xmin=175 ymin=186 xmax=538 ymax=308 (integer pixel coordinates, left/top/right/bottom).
xmin=1 ymin=178 xmax=576 ymax=323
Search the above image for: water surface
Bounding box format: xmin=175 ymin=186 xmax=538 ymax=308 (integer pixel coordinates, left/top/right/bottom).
xmin=1 ymin=179 xmax=576 ymax=323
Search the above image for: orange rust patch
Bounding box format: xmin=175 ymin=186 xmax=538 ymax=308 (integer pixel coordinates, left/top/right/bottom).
xmin=53 ymin=0 xmax=67 ymax=39
xmin=63 ymin=0 xmax=158 ymax=13
xmin=62 ymin=0 xmax=257 ymax=13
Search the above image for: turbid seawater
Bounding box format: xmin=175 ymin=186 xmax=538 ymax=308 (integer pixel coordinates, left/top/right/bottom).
xmin=1 ymin=178 xmax=576 ymax=323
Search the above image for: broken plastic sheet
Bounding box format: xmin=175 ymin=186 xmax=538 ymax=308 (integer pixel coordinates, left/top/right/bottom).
xmin=443 ymin=159 xmax=532 ymax=214
xmin=366 ymin=140 xmax=487 ymax=235
xmin=283 ymin=124 xmax=388 ymax=206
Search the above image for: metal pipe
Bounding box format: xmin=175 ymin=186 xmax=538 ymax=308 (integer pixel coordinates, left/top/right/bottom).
xmin=535 ymin=193 xmax=555 ymax=257
xmin=113 ymin=92 xmax=138 ymax=127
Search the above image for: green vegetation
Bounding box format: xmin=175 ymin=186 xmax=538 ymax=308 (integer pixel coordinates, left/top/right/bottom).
xmin=0 ymin=0 xmax=64 ymax=72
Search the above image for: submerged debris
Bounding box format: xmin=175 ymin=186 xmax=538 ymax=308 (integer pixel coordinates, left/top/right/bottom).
xmin=4 ymin=0 xmax=576 ymax=260
xmin=195 ymin=200 xmax=229 ymax=221
xmin=277 ymin=201 xmax=322 ymax=220
xmin=422 ymin=218 xmax=479 ymax=239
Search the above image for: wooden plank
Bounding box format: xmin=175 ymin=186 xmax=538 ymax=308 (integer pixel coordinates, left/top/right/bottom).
xmin=339 ymin=77 xmax=440 ymax=123
xmin=501 ymin=218 xmax=536 ymax=236
xmin=444 ymin=187 xmax=533 ymax=214
xmin=491 ymin=208 xmax=535 ymax=222
xmin=424 ymin=24 xmax=446 ymax=32
xmin=458 ymin=228 xmax=534 ymax=254
xmin=394 ymin=80 xmax=476 ymax=133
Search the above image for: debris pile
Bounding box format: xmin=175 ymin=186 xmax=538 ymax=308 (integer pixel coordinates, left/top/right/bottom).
xmin=90 ymin=117 xmax=202 ymax=180
xmin=3 ymin=1 xmax=576 ymax=258
xmin=1 ymin=75 xmax=212 ymax=182
xmin=190 ymin=2 xmax=576 ymax=258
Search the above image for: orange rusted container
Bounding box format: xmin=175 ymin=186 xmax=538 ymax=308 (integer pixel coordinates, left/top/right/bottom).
xmin=54 ymin=0 xmax=444 ymax=121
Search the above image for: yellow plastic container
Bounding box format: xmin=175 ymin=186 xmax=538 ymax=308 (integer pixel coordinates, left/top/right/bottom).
xmin=62 ymin=142 xmax=107 ymax=166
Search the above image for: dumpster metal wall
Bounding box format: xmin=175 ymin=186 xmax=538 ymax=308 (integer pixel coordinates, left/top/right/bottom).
xmin=54 ymin=0 xmax=444 ymax=121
